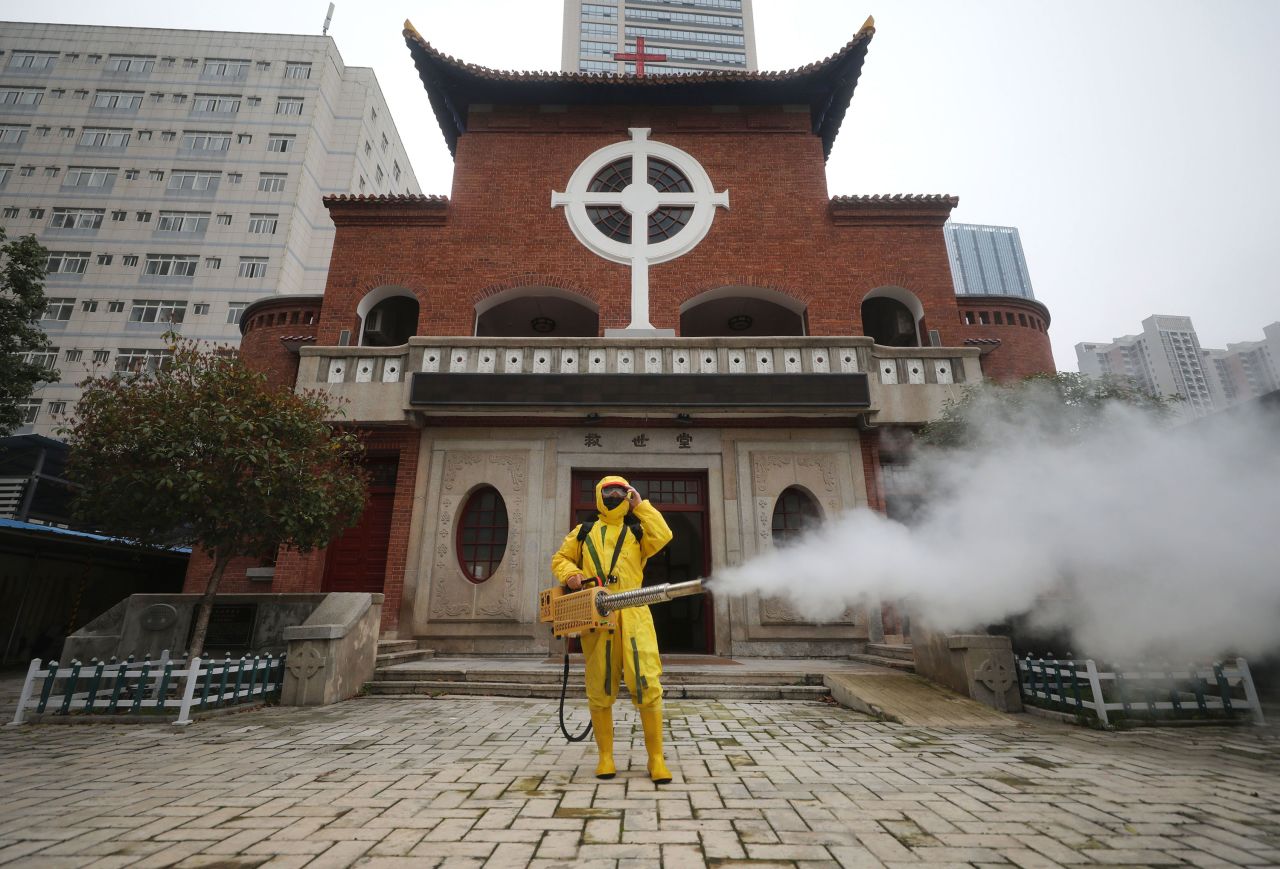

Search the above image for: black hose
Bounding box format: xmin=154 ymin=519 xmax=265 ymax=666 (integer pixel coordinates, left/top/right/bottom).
xmin=558 ymin=652 xmax=593 ymax=742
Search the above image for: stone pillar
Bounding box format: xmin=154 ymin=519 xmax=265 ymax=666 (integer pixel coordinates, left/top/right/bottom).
xmin=281 ymin=593 xmax=383 ymax=706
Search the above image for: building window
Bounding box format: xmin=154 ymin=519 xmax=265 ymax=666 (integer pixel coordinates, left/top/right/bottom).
xmin=247 ymin=213 xmax=278 ymax=234
xmin=193 ymin=303 xmax=210 ymax=315
xmin=364 ymin=141 xmax=371 ymax=156
xmin=82 ymin=300 xmax=99 ymax=312
xmin=93 ymin=349 xmax=111 ymax=363
xmin=1 ymin=207 xmax=17 ymax=218
xmin=26 ymin=348 xmax=59 ymax=370
xmin=16 ymin=401 xmax=40 ymax=425
xmin=205 ymin=257 xmax=221 ymax=269
xmin=111 ymin=210 xmax=127 ymax=221
xmin=237 ymin=133 xmax=252 ymax=144
xmin=0 ymin=125 xmax=30 ymax=145
xmin=129 ymin=299 xmax=186 ymax=323
xmin=60 ymin=127 xmax=74 ymax=138
xmin=96 ymin=254 xmax=112 ymax=265
xmin=43 ymin=167 xmax=59 ymax=177
xmin=238 ymin=257 xmax=268 ymax=278
xmin=64 ymin=166 xmax=116 ymax=188
xmin=143 ymin=254 xmax=198 ymax=277
xmin=45 ymin=252 xmax=89 ymax=275
xmin=393 ymin=161 xmax=401 ymax=181
xmin=119 ymin=257 xmax=137 ymax=269
xmin=266 ymin=133 xmax=295 ymax=153
xmin=457 ymin=486 xmax=509 ymax=582
xmin=380 ymin=133 xmax=389 ymax=152
xmin=202 ymin=59 xmax=248 ymax=78
xmin=181 ymin=131 xmax=231 ymax=151
xmin=136 ymin=211 xmax=152 ymax=222
xmin=375 ymin=166 xmax=384 ymax=183
xmin=160 ymin=57 xmax=175 ymax=69
xmin=258 ymin=173 xmax=286 ymax=192
xmin=9 ymin=52 xmax=58 ymax=71
xmin=27 ymin=208 xmax=45 ymax=220
xmin=167 ymin=170 xmax=219 ymax=191
xmin=19 ymin=165 xmax=35 ymax=177
xmin=149 ymin=169 xmax=164 ymax=181
xmin=106 ymin=55 xmax=156 ymax=73
xmin=226 ymin=302 xmax=247 ymax=324
xmin=42 ymin=297 xmax=75 ymax=320
xmin=192 ymin=94 xmax=241 ymax=113
xmin=124 ymin=169 xmax=139 ymax=180
xmin=50 ymin=208 xmax=104 ymax=229
xmin=0 ymin=88 xmax=44 ymax=107
xmin=65 ymin=349 xmax=83 ymax=362
xmin=284 ymin=62 xmax=312 ymax=79
xmin=225 ymin=172 xmax=242 ymax=184
xmin=157 ymin=211 xmax=209 ymax=232
xmin=114 ymin=348 xmax=172 ymax=374
xmin=92 ymin=90 xmax=142 ymax=110
xmin=771 ymin=487 xmax=821 ymax=546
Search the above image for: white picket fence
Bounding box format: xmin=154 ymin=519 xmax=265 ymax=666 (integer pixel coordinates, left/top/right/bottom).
xmin=8 ymin=652 xmax=286 ymax=727
xmin=1017 ymin=656 xmax=1265 ymax=726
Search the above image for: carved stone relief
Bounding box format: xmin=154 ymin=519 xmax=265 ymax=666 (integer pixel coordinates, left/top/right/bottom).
xmin=428 ymin=451 xmax=529 ymax=622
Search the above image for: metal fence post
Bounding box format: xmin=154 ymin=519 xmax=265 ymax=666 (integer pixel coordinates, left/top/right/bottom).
xmin=174 ymin=656 xmax=202 ymax=727
xmin=1085 ymin=659 xmax=1108 ymax=726
xmin=7 ymin=659 xmax=41 ymax=726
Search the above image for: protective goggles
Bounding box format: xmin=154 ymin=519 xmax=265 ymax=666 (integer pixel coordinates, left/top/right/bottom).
xmin=601 ymin=486 xmax=629 ymax=500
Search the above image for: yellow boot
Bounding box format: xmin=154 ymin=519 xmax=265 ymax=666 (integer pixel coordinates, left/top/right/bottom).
xmin=639 ymin=705 xmax=672 ymax=784
xmin=590 ymin=707 xmax=615 ymax=779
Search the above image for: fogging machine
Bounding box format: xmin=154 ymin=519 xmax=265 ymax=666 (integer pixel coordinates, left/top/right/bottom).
xmin=539 ymin=579 xmax=705 ymax=638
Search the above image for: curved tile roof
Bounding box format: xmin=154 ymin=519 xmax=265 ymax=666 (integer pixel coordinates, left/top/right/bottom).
xmin=403 ymin=18 xmax=876 ymax=159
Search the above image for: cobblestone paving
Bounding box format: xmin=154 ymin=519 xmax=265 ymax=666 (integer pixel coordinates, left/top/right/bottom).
xmin=1 ymin=697 xmax=1278 ymax=868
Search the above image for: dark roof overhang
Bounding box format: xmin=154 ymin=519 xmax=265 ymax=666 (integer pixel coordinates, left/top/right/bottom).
xmin=403 ymin=17 xmax=875 ymax=160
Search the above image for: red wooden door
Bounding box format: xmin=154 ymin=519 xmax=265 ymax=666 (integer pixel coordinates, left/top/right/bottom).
xmin=322 ymin=457 xmax=397 ymax=593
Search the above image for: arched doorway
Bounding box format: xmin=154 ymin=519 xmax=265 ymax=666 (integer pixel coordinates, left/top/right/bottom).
xmin=680 ymin=285 xmax=806 ymax=337
xmin=475 ymin=287 xmax=599 ymax=337
xmin=357 ymin=286 xmax=419 ymax=347
xmin=861 ymin=286 xmax=924 ymax=347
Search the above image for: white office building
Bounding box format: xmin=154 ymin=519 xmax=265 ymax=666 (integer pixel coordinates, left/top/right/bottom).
xmin=0 ymin=22 xmax=419 ymax=436
xmin=1202 ymin=322 xmax=1280 ymax=407
xmin=562 ymin=0 xmax=757 ymax=75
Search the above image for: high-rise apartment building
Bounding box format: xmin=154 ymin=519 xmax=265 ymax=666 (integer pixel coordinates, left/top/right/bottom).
xmin=1076 ymin=315 xmax=1216 ymax=416
xmin=1203 ymin=322 xmax=1280 ymax=407
xmin=943 ymin=222 xmax=1036 ymax=300
xmin=562 ymin=0 xmax=757 ymax=75
xmin=0 ymin=22 xmax=418 ymax=437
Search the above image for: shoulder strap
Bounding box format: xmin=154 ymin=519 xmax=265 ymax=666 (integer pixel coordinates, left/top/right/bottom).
xmin=581 ymin=522 xmax=630 ymax=582
xmin=623 ymin=512 xmax=644 ymax=542
xmin=576 ymin=520 xmax=595 ymax=542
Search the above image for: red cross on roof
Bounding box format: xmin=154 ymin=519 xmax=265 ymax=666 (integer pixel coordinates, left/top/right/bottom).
xmin=614 ymin=36 xmax=667 ymax=77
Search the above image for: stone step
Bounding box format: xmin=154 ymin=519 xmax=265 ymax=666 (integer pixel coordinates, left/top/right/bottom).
xmin=365 ymin=680 xmax=832 ymax=702
xmin=865 ymin=643 xmax=915 ymax=662
xmin=850 ymin=653 xmax=916 ymax=673
xmin=372 ymin=667 xmax=827 ymax=687
xmin=375 ymin=649 xmax=436 ymax=667
xmin=376 ymin=639 xmax=419 ymax=654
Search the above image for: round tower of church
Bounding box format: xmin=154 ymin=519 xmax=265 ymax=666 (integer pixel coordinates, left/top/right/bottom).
xmin=955 ymin=296 xmax=1055 ymax=381
xmin=237 ymin=295 xmax=324 ymax=389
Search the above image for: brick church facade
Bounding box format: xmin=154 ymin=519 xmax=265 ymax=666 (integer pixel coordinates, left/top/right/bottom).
xmin=185 ymin=19 xmax=1054 ymax=656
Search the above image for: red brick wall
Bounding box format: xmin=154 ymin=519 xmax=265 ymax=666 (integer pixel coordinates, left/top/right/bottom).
xmin=316 ymin=108 xmax=965 ymax=347
xmin=858 ymin=430 xmax=886 ymax=514
xmin=954 ymin=298 xmax=1056 ymax=381
xmin=238 ymin=299 xmax=321 ymax=389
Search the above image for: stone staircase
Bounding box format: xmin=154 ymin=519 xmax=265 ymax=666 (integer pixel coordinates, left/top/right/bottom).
xmin=375 ymin=639 xmax=435 ymax=668
xmin=850 ymin=643 xmax=916 ymax=672
xmin=366 ymin=658 xmax=832 ymax=702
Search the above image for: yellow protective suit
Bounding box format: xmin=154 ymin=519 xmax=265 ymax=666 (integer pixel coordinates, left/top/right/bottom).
xmin=551 ymin=475 xmax=674 ymax=781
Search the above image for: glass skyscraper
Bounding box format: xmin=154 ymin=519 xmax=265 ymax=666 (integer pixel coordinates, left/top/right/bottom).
xmin=943 ymin=222 xmax=1036 ymax=300
xmin=561 ymin=0 xmax=758 ymax=76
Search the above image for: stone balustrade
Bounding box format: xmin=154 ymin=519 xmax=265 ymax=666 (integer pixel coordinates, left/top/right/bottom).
xmin=297 ymin=337 xmax=982 ymax=425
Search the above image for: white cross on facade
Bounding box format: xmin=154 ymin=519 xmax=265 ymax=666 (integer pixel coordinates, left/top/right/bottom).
xmin=552 ymin=128 xmax=729 ymax=335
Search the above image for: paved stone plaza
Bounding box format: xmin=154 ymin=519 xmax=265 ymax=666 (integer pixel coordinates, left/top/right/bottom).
xmin=1 ymin=696 xmax=1277 ymax=868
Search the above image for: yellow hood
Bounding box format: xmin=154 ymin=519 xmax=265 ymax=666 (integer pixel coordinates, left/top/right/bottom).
xmin=595 ymin=474 xmax=631 ymax=524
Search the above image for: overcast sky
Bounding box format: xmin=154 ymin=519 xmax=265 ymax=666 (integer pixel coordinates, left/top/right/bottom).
xmin=5 ymin=0 xmax=1276 ymax=368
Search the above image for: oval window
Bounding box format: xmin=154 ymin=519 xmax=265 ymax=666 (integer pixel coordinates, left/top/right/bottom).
xmin=771 ymin=487 xmax=820 ymax=546
xmin=457 ymin=486 xmax=509 ymax=583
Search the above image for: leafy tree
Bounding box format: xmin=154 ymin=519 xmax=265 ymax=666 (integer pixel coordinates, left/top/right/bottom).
xmin=0 ymin=229 xmax=56 ymax=435
xmin=60 ymin=337 xmax=367 ymax=657
xmin=918 ymin=371 xmax=1177 ymax=449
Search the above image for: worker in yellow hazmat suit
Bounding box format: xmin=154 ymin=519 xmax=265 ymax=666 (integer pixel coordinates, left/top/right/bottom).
xmin=551 ymin=475 xmax=675 ymax=782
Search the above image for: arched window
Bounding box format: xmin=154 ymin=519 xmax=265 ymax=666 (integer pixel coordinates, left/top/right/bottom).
xmin=771 ymin=487 xmax=821 ymax=546
xmin=475 ymin=287 xmax=599 ymax=337
xmin=861 ymin=286 xmax=924 ymax=348
xmin=680 ymin=285 xmax=806 ymax=337
xmin=356 ymin=285 xmax=419 ymax=347
xmin=457 ymin=486 xmax=509 ymax=583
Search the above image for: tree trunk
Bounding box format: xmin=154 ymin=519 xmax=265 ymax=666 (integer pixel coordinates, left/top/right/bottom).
xmin=188 ymin=551 xmax=231 ymax=659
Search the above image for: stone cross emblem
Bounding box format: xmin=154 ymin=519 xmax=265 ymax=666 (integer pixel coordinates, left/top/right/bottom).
xmin=552 ymin=128 xmax=729 ymax=334
xmin=974 ymin=656 xmax=1016 ymax=694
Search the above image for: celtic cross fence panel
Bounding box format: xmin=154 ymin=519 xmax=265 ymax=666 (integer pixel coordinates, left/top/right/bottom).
xmin=9 ymin=652 xmax=286 ymax=726
xmin=1016 ymin=656 xmax=1264 ymax=727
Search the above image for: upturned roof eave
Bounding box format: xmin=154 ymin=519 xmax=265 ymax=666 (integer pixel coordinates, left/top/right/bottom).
xmin=403 ymin=18 xmax=875 ymax=159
